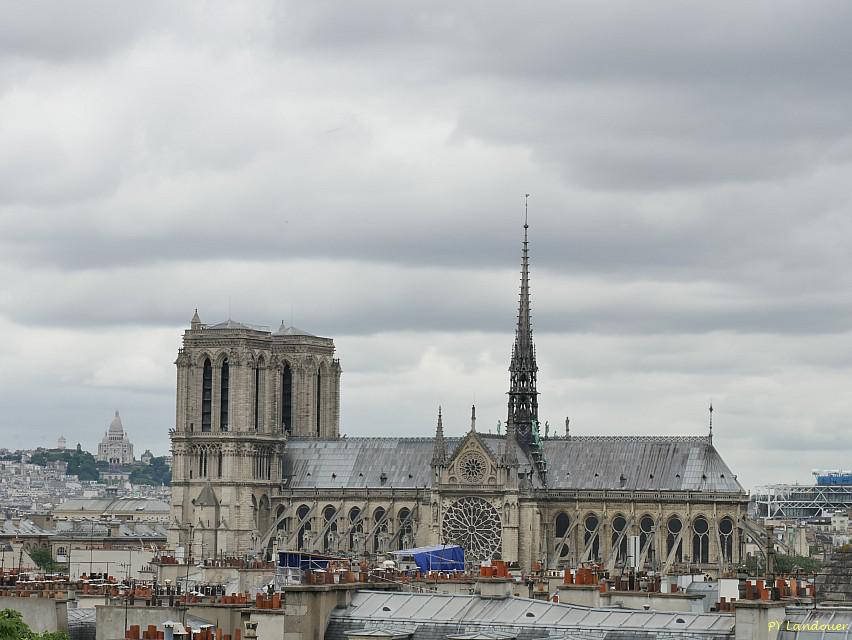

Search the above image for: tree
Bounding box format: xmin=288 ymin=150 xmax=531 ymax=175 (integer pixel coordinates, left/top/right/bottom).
xmin=742 ymin=553 xmax=822 ymax=576
xmin=0 ymin=609 xmax=69 ymax=639
xmin=28 ymin=548 xmax=62 ymax=573
xmin=28 ymin=447 xmax=100 ymax=481
xmin=129 ymin=456 xmax=171 ymax=486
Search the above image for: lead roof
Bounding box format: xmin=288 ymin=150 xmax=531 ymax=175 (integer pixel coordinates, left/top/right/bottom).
xmin=282 ymin=434 xmax=744 ymax=493
xmin=330 ymin=590 xmax=736 ymax=634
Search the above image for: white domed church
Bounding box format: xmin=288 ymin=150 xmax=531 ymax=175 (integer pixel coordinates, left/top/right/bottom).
xmin=97 ymin=410 xmax=135 ymax=465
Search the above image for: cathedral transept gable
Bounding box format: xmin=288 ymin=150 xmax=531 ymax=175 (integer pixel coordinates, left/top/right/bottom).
xmin=445 ymin=430 xmax=499 ymax=486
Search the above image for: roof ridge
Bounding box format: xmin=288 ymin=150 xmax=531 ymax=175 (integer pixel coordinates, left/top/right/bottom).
xmin=551 ymin=435 xmax=710 ymax=443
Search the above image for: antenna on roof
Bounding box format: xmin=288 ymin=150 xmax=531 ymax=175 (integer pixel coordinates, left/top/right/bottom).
xmin=708 ymin=402 xmax=714 ymax=445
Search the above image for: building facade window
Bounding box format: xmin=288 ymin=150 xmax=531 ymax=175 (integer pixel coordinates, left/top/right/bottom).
xmin=611 ymin=514 xmax=628 ymax=564
xmin=584 ymin=514 xmax=600 ymax=562
xmin=282 ymin=365 xmax=292 ymax=433
xmin=692 ymin=516 xmax=710 ymax=564
xmin=349 ymin=507 xmax=363 ymax=551
xmin=198 ymin=450 xmax=207 ymax=478
xmin=296 ymin=504 xmax=311 ymax=550
xmin=719 ymin=516 xmax=734 ymax=562
xmin=254 ymin=365 xmax=262 ymax=431
xmin=640 ymin=515 xmax=656 ymax=566
xmin=323 ymin=505 xmax=337 ymax=552
xmin=315 ymin=369 xmax=322 ymax=436
xmin=667 ymin=516 xmax=683 ymax=563
xmin=555 ymin=513 xmax=570 ymax=558
xmin=201 ymin=359 xmax=212 ymax=432
xmin=373 ymin=507 xmax=387 ymax=554
xmin=398 ymin=508 xmax=413 ymax=550
xmin=219 ymin=359 xmax=229 ymax=431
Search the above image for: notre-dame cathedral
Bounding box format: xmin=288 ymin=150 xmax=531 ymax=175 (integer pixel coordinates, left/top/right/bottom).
xmin=168 ymin=222 xmax=748 ymax=575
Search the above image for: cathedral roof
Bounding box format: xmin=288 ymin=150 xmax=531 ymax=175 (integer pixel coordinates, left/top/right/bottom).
xmin=283 ymin=438 xmax=437 ymax=488
xmin=208 ymin=319 xmax=254 ymax=330
xmin=282 ymin=435 xmax=744 ymax=493
xmin=194 ymin=483 xmax=219 ymax=507
xmin=274 ymin=321 xmax=315 ymax=337
xmin=542 ymin=436 xmax=744 ymax=492
xmin=108 ymin=410 xmax=123 ymax=433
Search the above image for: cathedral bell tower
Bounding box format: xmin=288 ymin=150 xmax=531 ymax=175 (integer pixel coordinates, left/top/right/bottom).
xmin=507 ymin=205 xmax=547 ymax=482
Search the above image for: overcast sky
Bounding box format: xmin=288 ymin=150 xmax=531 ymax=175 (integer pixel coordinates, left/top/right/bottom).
xmin=1 ymin=1 xmax=851 ymax=491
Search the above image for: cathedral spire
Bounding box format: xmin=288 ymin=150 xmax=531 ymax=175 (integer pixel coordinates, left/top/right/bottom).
xmin=431 ymin=406 xmax=447 ymax=467
xmin=508 ymin=198 xmax=539 ymax=442
xmin=507 ymin=198 xmax=547 ymax=482
xmin=470 ymin=404 xmax=476 ymax=432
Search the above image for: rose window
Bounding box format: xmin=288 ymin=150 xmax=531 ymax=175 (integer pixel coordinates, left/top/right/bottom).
xmin=442 ymin=497 xmax=502 ymax=561
xmin=459 ymin=452 xmax=487 ymax=483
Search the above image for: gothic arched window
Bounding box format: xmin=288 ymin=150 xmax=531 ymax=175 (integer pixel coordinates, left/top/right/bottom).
xmin=398 ymin=508 xmax=413 ymax=550
xmin=719 ymin=516 xmax=734 ymax=562
xmin=611 ymin=514 xmax=628 ymax=565
xmin=201 ymin=358 xmax=212 ymax=432
xmin=254 ymin=364 xmax=262 ymax=432
xmin=349 ymin=507 xmax=363 ymax=551
xmin=692 ymin=516 xmax=710 ymax=564
xmin=584 ymin=514 xmax=600 ymax=562
xmin=315 ymin=369 xmax=322 ymax=436
xmin=640 ymin=515 xmax=655 ymax=566
xmin=323 ymin=505 xmax=338 ymax=552
xmin=219 ymin=359 xmax=229 ymax=431
xmin=282 ymin=364 xmax=292 ymax=434
xmin=667 ymin=516 xmax=683 ymax=563
xmin=296 ymin=504 xmax=311 ymax=550
xmin=555 ymin=513 xmax=570 ymax=558
xmin=373 ymin=507 xmax=387 ymax=554
xmin=217 ymin=450 xmax=223 ymax=478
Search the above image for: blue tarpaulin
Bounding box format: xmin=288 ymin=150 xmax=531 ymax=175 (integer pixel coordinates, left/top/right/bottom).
xmin=390 ymin=544 xmax=464 ymax=573
xmin=278 ymin=551 xmax=333 ymax=572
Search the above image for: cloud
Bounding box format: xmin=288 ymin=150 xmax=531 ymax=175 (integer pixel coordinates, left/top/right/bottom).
xmin=1 ymin=1 xmax=852 ymax=490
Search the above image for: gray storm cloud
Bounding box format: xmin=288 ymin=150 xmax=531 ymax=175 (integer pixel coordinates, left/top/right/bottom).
xmin=0 ymin=1 xmax=851 ymax=489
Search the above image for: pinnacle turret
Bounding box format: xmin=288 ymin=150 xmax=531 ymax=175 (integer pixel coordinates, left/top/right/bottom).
xmin=431 ymin=406 xmax=447 ymax=467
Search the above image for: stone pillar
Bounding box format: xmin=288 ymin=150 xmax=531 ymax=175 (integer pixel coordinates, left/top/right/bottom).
xmin=270 ymin=362 xmax=280 ymax=435
xmin=258 ymin=363 xmax=267 ymax=433
xmin=228 ymin=358 xmax=241 ymax=431
xmin=175 ymin=359 xmax=187 ymax=432
xmin=330 ymin=361 xmax=342 ymax=438
xmin=212 ymin=363 xmax=221 ymax=432
xmin=297 ymin=363 xmax=311 ymax=437
xmin=302 ymin=364 xmax=314 ymax=437
xmin=601 ymin=516 xmax=612 ymax=565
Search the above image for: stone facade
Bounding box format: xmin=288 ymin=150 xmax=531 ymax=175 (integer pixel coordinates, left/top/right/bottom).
xmin=97 ymin=411 xmax=134 ymax=465
xmin=169 ymin=316 xmax=342 ymax=556
xmin=168 ymin=224 xmax=749 ymax=575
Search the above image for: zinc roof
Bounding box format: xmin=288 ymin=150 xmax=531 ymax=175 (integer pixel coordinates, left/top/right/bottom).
xmin=54 ymin=497 xmax=170 ymax=515
xmin=283 ymin=435 xmax=744 ymax=494
xmin=331 ymin=591 xmax=736 ymax=634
